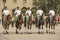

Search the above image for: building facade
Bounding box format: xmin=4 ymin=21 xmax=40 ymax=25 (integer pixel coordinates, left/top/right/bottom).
xmin=0 ymin=0 xmax=60 ymax=17
xmin=0 ymin=0 xmax=35 ymax=16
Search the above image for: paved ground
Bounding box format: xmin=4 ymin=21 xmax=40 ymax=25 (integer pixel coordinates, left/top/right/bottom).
xmin=0 ymin=23 xmax=60 ymax=40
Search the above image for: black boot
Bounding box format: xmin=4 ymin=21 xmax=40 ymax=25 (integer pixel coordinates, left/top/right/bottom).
xmin=15 ymin=30 xmax=19 ymax=34
xmin=6 ymin=31 xmax=9 ymax=34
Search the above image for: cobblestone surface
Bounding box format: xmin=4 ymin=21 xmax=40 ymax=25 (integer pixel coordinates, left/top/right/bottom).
xmin=0 ymin=23 xmax=60 ymax=40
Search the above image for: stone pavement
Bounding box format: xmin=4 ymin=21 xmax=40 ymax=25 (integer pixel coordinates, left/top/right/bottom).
xmin=0 ymin=23 xmax=60 ymax=40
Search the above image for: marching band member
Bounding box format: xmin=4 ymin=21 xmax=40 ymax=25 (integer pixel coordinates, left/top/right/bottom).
xmin=25 ymin=7 xmax=32 ymax=33
xmin=2 ymin=7 xmax=10 ymax=33
xmin=36 ymin=7 xmax=43 ymax=17
xmin=2 ymin=7 xmax=10 ymax=24
xmin=14 ymin=7 xmax=21 ymax=33
xmin=49 ymin=8 xmax=55 ymax=33
xmin=49 ymin=9 xmax=55 ymax=18
xmin=14 ymin=7 xmax=21 ymax=21
xmin=36 ymin=7 xmax=44 ymax=33
xmin=26 ymin=7 xmax=32 ymax=16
